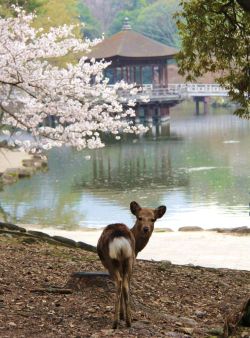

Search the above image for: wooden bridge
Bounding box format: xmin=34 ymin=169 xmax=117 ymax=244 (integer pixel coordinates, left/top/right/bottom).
xmin=116 ymin=83 xmax=229 ymax=116
xmin=116 ymin=83 xmax=228 ymax=102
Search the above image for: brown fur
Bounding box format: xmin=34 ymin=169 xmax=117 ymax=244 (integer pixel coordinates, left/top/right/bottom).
xmin=97 ymin=201 xmax=166 ymax=329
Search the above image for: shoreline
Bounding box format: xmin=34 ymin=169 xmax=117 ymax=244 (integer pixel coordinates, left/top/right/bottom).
xmin=23 ymin=225 xmax=250 ymax=271
xmin=0 ymin=147 xmax=47 ymax=186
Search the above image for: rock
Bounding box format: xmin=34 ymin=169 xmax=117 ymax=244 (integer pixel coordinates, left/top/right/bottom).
xmin=179 ymin=317 xmax=197 ymax=327
xmin=2 ymin=169 xmax=19 ymax=184
xmin=158 ymin=260 xmax=172 ymax=271
xmin=52 ymin=236 xmax=77 ymax=247
xmin=207 ymin=228 xmax=222 ymax=232
xmin=179 ymin=327 xmax=194 ymax=335
xmin=178 ymin=226 xmax=204 ymax=232
xmin=217 ymin=227 xmax=250 ymax=235
xmin=21 ymin=237 xmax=38 ymax=244
xmin=0 ymin=233 xmax=13 ymax=239
xmin=207 ymin=327 xmax=224 ymax=335
xmin=232 ymin=227 xmax=250 ymax=235
xmin=0 ymin=222 xmax=26 ymax=233
xmin=77 ymin=241 xmax=97 ymax=253
xmin=194 ymin=310 xmax=206 ymax=318
xmin=27 ymin=230 xmax=51 ymax=239
xmin=22 ymin=159 xmax=35 ymax=167
xmin=155 ymin=228 xmax=174 ymax=233
xmin=18 ymin=168 xmax=34 ymax=178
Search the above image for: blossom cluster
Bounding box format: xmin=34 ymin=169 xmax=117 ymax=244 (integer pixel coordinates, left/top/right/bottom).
xmin=0 ymin=7 xmax=147 ymax=152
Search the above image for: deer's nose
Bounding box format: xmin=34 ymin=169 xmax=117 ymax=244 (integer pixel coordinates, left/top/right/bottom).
xmin=143 ymin=227 xmax=149 ymax=233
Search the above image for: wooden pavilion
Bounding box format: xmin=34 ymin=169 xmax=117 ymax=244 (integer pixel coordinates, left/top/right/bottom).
xmin=87 ymin=18 xmax=182 ymax=126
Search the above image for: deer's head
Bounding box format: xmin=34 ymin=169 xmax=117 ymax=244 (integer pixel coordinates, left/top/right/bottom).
xmin=130 ymin=201 xmax=166 ymax=239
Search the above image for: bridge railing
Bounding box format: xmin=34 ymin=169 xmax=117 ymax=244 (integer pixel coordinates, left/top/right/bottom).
xmin=109 ymin=83 xmax=229 ymax=102
xmin=168 ymin=83 xmax=228 ymax=97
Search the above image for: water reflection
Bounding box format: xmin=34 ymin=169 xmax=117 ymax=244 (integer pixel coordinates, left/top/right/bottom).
xmin=0 ymin=102 xmax=250 ymax=230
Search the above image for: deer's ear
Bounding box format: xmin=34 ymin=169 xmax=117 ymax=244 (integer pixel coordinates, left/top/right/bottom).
xmin=130 ymin=201 xmax=141 ymax=215
xmin=155 ymin=205 xmax=166 ymax=219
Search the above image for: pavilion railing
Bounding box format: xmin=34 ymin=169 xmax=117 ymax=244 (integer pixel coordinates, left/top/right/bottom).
xmin=109 ymin=83 xmax=229 ymax=103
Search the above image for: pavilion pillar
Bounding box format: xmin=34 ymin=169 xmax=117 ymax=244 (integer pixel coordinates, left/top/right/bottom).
xmin=133 ymin=66 xmax=136 ymax=83
xmin=123 ymin=67 xmax=126 ymax=81
xmin=145 ymin=106 xmax=153 ymax=126
xmin=160 ymin=106 xmax=170 ymax=122
xmin=151 ymin=65 xmax=154 ymax=85
xmin=152 ymin=65 xmax=159 ymax=86
xmin=126 ymin=66 xmax=129 ymax=83
xmin=203 ymin=97 xmax=209 ymax=114
xmin=194 ymin=97 xmax=200 ymax=115
xmin=114 ymin=67 xmax=117 ymax=83
xmin=139 ymin=66 xmax=143 ymax=84
xmin=159 ymin=64 xmax=164 ymax=86
xmin=165 ymin=60 xmax=168 ymax=87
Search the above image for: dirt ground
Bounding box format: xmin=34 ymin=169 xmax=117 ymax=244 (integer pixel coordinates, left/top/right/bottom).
xmin=0 ymin=234 xmax=250 ymax=338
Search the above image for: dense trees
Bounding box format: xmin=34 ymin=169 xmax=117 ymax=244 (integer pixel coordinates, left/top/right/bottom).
xmin=0 ymin=0 xmax=46 ymax=16
xmin=77 ymin=2 xmax=101 ymax=39
xmin=109 ymin=0 xmax=179 ymax=47
xmin=176 ymin=0 xmax=250 ymax=118
xmin=34 ymin=0 xmax=80 ymax=32
xmin=135 ymin=0 xmax=179 ymax=47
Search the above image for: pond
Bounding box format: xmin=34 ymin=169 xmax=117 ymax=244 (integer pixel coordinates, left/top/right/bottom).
xmin=0 ymin=101 xmax=250 ymax=230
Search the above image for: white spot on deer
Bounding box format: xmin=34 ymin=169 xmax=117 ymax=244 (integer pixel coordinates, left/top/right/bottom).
xmin=109 ymin=237 xmax=132 ymax=260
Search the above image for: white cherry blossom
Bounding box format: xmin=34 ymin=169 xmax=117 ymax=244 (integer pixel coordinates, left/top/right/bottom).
xmin=0 ymin=7 xmax=147 ymax=152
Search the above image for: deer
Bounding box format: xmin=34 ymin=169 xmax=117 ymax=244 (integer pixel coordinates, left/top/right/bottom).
xmin=97 ymin=200 xmax=166 ymax=329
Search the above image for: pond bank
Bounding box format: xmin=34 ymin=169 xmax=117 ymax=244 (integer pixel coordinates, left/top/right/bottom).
xmin=0 ymin=148 xmax=47 ymax=186
xmin=24 ymin=225 xmax=250 ymax=271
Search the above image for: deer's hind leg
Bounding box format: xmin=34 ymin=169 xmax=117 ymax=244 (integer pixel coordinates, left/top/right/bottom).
xmin=113 ymin=270 xmax=122 ymax=329
xmin=122 ymin=258 xmax=133 ymax=327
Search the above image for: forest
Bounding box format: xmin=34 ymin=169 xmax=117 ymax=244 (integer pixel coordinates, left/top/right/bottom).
xmin=0 ymin=0 xmax=180 ymax=47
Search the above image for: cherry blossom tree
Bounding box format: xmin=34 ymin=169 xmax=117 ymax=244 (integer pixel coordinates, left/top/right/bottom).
xmin=0 ymin=7 xmax=146 ymax=152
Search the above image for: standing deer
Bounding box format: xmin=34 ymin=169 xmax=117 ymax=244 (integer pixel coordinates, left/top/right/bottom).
xmin=97 ymin=201 xmax=166 ymax=329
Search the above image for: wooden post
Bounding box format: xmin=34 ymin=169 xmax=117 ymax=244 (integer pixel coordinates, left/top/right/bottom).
xmin=194 ymin=97 xmax=200 ymax=115
xmin=146 ymin=106 xmax=153 ymax=126
xmin=159 ymin=64 xmax=163 ymax=86
xmin=165 ymin=60 xmax=168 ymax=87
xmin=203 ymin=97 xmax=208 ymax=114
xmin=139 ymin=65 xmax=143 ymax=84
xmin=133 ymin=66 xmax=136 ymax=83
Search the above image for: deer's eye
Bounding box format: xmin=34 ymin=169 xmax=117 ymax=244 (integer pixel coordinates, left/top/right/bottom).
xmin=151 ymin=218 xmax=156 ymax=222
xmin=138 ymin=217 xmax=142 ymax=221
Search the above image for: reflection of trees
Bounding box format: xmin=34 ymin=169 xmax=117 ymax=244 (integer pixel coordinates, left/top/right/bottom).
xmin=0 ymin=203 xmax=9 ymax=222
xmin=73 ymin=142 xmax=189 ymax=206
xmin=0 ymin=155 xmax=87 ymax=229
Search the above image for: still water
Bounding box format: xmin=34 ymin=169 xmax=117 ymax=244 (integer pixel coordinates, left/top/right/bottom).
xmin=0 ymin=102 xmax=250 ymax=230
